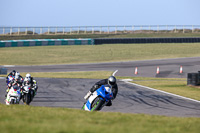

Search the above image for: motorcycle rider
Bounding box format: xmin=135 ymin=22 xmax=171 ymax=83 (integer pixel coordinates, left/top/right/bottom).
xmin=15 ymin=72 xmax=24 ymax=83
xmin=84 ymin=76 xmax=118 ymax=106
xmin=5 ymin=74 xmax=23 ymax=97
xmin=6 ymin=70 xmax=16 ymax=84
xmin=23 ymin=73 xmax=38 ymax=95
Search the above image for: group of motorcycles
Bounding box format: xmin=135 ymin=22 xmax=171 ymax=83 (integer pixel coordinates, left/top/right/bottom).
xmin=5 ymin=72 xmax=113 ymax=112
xmin=5 ymin=75 xmax=37 ymax=105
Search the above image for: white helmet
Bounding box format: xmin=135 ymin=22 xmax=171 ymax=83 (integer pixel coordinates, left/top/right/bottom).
xmin=15 ymin=75 xmax=20 ymax=80
xmin=15 ymin=72 xmax=20 ymax=77
xmin=26 ymin=73 xmax=31 ymax=78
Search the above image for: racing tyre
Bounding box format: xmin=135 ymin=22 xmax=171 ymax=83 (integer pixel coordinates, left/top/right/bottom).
xmin=91 ymin=97 xmax=105 ymax=111
xmin=25 ymin=93 xmax=31 ymax=105
xmin=10 ymin=99 xmax=15 ymax=104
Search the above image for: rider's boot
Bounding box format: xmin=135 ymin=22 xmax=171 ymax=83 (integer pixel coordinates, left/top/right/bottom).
xmin=84 ymin=91 xmax=92 ymax=100
xmin=105 ymin=100 xmax=112 ymax=106
xmin=5 ymin=88 xmax=9 ymax=97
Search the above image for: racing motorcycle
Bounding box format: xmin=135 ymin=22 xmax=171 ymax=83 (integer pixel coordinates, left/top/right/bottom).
xmin=21 ymin=85 xmax=34 ymax=105
xmin=6 ymin=76 xmax=14 ymax=86
xmin=82 ymin=85 xmax=113 ymax=111
xmin=5 ymin=85 xmax=21 ymax=105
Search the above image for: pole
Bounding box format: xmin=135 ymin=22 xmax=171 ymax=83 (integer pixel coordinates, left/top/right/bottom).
xmin=3 ymin=27 xmax=5 ymax=35
xmin=63 ymin=27 xmax=65 ymax=34
xmin=92 ymin=26 xmax=94 ymax=34
xmin=48 ymin=27 xmax=50 ymax=34
xmin=157 ymin=25 xmax=159 ymax=33
xmin=10 ymin=27 xmax=12 ymax=35
xmin=192 ymin=25 xmax=194 ymax=33
xmin=85 ymin=27 xmax=87 ymax=34
xmin=40 ymin=27 xmax=42 ymax=34
xmin=132 ymin=25 xmax=134 ymax=33
xmin=18 ymin=27 xmax=20 ymax=35
xmin=175 ymin=25 xmax=176 ymax=33
xmin=33 ymin=28 xmax=35 ymax=35
xmin=25 ymin=27 xmax=28 ymax=35
xmin=78 ymin=27 xmax=80 ymax=34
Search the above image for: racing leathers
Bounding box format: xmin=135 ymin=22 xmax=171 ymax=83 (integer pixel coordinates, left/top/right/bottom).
xmin=6 ymin=78 xmax=23 ymax=97
xmin=23 ymin=77 xmax=38 ymax=95
xmin=89 ymin=79 xmax=118 ymax=106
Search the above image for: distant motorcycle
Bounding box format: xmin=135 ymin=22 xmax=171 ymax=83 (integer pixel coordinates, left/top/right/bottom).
xmin=82 ymin=85 xmax=113 ymax=111
xmin=21 ymin=85 xmax=34 ymax=105
xmin=5 ymin=85 xmax=21 ymax=105
xmin=6 ymin=76 xmax=14 ymax=86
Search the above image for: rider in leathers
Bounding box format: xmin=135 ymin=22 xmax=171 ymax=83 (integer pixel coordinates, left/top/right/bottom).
xmin=23 ymin=73 xmax=38 ymax=95
xmin=84 ymin=76 xmax=118 ymax=106
xmin=6 ymin=74 xmax=23 ymax=97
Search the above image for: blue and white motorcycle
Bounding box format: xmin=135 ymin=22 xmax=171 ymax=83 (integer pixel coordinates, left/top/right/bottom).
xmin=82 ymin=85 xmax=113 ymax=111
xmin=6 ymin=76 xmax=14 ymax=86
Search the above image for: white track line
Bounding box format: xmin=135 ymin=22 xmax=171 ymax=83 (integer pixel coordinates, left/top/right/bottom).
xmin=112 ymin=70 xmax=118 ymax=76
xmin=2 ymin=65 xmax=15 ymax=67
xmin=121 ymin=79 xmax=200 ymax=104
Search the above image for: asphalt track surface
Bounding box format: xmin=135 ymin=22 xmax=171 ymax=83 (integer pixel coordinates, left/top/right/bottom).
xmin=1 ymin=57 xmax=200 ymax=117
xmin=2 ymin=57 xmax=200 ymax=78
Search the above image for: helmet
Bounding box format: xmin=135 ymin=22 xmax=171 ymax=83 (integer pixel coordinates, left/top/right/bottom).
xmin=12 ymin=70 xmax=16 ymax=75
xmin=15 ymin=72 xmax=20 ymax=77
xmin=15 ymin=75 xmax=20 ymax=80
xmin=26 ymin=73 xmax=31 ymax=78
xmin=108 ymin=76 xmax=116 ymax=86
xmin=27 ymin=77 xmax=31 ymax=83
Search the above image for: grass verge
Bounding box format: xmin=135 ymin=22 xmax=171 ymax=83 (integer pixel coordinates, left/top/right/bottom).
xmin=1 ymin=33 xmax=200 ymax=40
xmin=19 ymin=71 xmax=113 ymax=79
xmin=1 ymin=43 xmax=200 ymax=65
xmin=0 ymin=104 xmax=200 ymax=133
xmin=126 ymin=77 xmax=200 ymax=101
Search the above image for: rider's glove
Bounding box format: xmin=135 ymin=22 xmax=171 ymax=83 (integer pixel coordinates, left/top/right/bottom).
xmin=94 ymin=85 xmax=99 ymax=89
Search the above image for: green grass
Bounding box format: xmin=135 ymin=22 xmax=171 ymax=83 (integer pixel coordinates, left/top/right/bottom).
xmin=1 ymin=43 xmax=200 ymax=65
xmin=127 ymin=77 xmax=200 ymax=101
xmin=19 ymin=71 xmax=113 ymax=79
xmin=1 ymin=32 xmax=200 ymax=40
xmin=0 ymin=104 xmax=200 ymax=133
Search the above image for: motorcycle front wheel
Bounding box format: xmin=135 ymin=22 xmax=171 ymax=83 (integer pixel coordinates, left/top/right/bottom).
xmin=10 ymin=99 xmax=15 ymax=104
xmin=91 ymin=97 xmax=105 ymax=111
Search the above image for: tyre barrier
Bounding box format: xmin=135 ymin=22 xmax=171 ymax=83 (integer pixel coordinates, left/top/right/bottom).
xmin=94 ymin=37 xmax=200 ymax=44
xmin=0 ymin=39 xmax=94 ymax=47
xmin=0 ymin=68 xmax=7 ymax=75
xmin=187 ymin=72 xmax=200 ymax=86
xmin=1 ymin=38 xmax=200 ymax=47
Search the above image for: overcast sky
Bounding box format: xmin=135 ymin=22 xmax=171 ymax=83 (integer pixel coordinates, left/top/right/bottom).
xmin=0 ymin=0 xmax=199 ymax=26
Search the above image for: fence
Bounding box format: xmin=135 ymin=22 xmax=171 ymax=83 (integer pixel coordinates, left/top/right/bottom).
xmin=0 ymin=25 xmax=200 ymax=35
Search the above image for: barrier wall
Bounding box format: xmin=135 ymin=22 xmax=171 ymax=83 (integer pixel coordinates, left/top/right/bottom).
xmin=0 ymin=39 xmax=94 ymax=47
xmin=94 ymin=38 xmax=200 ymax=44
xmin=1 ymin=38 xmax=200 ymax=47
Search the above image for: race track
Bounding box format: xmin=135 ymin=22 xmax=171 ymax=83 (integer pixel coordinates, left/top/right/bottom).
xmin=1 ymin=57 xmax=200 ymax=117
xmin=2 ymin=57 xmax=200 ymax=78
xmin=1 ymin=78 xmax=200 ymax=117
